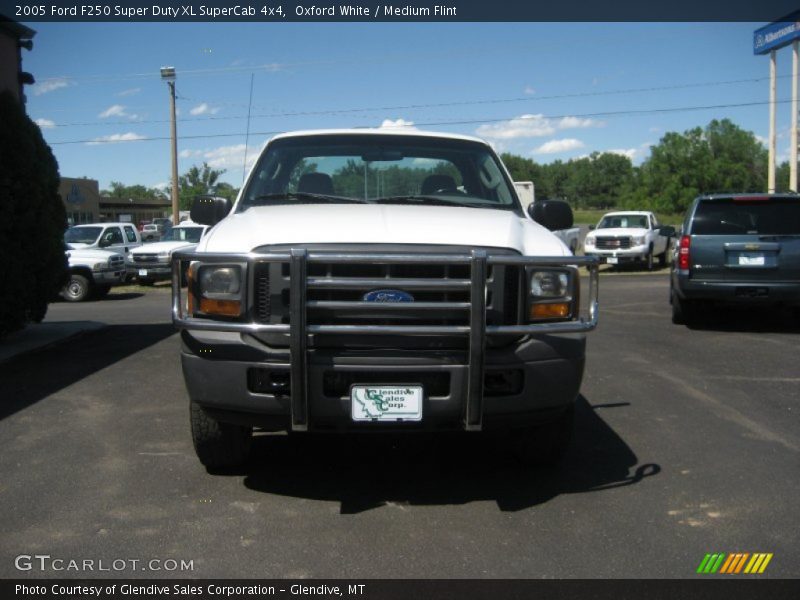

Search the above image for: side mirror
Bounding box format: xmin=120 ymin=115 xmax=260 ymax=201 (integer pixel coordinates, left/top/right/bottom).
xmin=527 ymin=199 xmax=574 ymax=231
xmin=588 ymin=224 xmax=595 ymax=230
xmin=191 ymin=195 xmax=232 ymax=226
xmin=659 ymin=225 xmax=676 ymax=238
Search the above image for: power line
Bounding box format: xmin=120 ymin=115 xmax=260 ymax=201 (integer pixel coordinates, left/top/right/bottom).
xmin=41 ymin=74 xmax=787 ymax=129
xmin=49 ymin=98 xmax=793 ymax=146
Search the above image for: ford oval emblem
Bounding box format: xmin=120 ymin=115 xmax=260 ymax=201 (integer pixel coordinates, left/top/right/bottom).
xmin=363 ymin=289 xmax=414 ymax=303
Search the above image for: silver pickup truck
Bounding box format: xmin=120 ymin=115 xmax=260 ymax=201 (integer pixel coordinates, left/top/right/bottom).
xmin=171 ymin=130 xmax=599 ymax=470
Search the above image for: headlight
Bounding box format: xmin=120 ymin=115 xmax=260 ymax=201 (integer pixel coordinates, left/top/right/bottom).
xmin=158 ymin=251 xmax=171 ymax=260
xmin=92 ymin=262 xmax=106 ymax=271
xmin=190 ymin=265 xmax=243 ymax=317
xmin=632 ymin=235 xmax=646 ymax=245
xmin=528 ymin=269 xmax=575 ymax=321
xmin=584 ymin=236 xmax=595 ymax=246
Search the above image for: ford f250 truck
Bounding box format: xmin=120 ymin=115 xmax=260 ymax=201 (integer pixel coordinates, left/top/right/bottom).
xmin=171 ymin=130 xmax=599 ymax=469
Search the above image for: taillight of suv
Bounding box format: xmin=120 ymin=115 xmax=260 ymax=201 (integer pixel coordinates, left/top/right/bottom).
xmin=678 ymin=235 xmax=691 ymax=271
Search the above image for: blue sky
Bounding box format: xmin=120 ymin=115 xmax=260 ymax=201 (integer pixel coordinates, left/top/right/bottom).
xmin=21 ymin=21 xmax=797 ymax=191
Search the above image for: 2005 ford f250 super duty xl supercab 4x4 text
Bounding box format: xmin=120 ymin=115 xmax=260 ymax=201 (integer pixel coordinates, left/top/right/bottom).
xmin=171 ymin=130 xmax=599 ymax=469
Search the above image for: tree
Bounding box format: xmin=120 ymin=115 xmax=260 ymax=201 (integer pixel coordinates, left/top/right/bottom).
xmin=102 ymin=181 xmax=167 ymax=201
xmin=178 ymin=162 xmax=226 ymax=210
xmin=0 ymin=92 xmax=67 ymax=336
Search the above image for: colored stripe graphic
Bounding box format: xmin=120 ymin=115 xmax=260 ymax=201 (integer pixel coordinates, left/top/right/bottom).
xmin=758 ymin=554 xmax=773 ymax=573
xmin=701 ymin=552 xmax=774 ymax=574
xmin=709 ymin=554 xmax=726 ymax=573
xmin=697 ymin=554 xmax=713 ymax=573
xmin=734 ymin=553 xmax=750 ymax=573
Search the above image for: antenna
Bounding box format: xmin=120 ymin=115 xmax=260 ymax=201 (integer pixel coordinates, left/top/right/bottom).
xmin=242 ymin=74 xmax=255 ymax=185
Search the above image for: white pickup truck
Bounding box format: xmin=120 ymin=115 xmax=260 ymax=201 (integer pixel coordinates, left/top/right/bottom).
xmin=62 ymin=247 xmax=126 ymax=301
xmin=171 ymin=130 xmax=599 ymax=470
xmin=583 ymin=210 xmax=671 ymax=270
xmin=514 ymin=181 xmax=580 ymax=254
xmin=127 ymin=221 xmax=210 ymax=285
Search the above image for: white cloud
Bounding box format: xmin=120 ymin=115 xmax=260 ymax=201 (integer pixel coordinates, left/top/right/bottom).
xmin=33 ymin=77 xmax=71 ymax=96
xmin=152 ymin=182 xmax=170 ymax=191
xmin=380 ymin=118 xmax=416 ymax=129
xmin=648 ymin=126 xmax=662 ymax=133
xmin=35 ymin=118 xmax=55 ymax=129
xmin=86 ymin=132 xmax=145 ymax=145
xmin=533 ymin=138 xmax=585 ymax=155
xmin=477 ymin=114 xmax=555 ymax=140
xmin=202 ymin=144 xmax=261 ymax=171
xmin=476 ymin=114 xmax=601 ymax=141
xmin=755 ymin=134 xmax=768 ymax=147
xmin=557 ymin=116 xmax=602 ymax=129
xmin=117 ymin=87 xmax=141 ymax=97
xmin=524 ymin=86 xmax=536 ymax=95
xmin=179 ymin=149 xmax=203 ymax=159
xmin=606 ymin=148 xmax=638 ymax=160
xmin=189 ymin=103 xmax=220 ymax=116
xmin=99 ymin=104 xmax=126 ymax=118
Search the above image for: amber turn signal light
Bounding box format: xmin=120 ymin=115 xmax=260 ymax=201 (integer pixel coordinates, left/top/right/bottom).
xmin=199 ymin=298 xmax=242 ymax=317
xmin=530 ymin=302 xmax=571 ymax=320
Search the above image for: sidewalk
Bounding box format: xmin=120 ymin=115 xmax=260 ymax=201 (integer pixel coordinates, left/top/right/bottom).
xmin=0 ymin=321 xmax=105 ymax=364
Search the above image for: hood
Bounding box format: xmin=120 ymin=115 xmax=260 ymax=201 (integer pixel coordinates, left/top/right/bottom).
xmin=66 ymin=242 xmax=91 ymax=249
xmin=130 ymin=240 xmax=197 ymax=254
xmin=65 ymin=248 xmax=120 ymax=260
xmin=588 ymin=228 xmax=648 ymax=237
xmin=200 ymin=204 xmax=568 ymax=256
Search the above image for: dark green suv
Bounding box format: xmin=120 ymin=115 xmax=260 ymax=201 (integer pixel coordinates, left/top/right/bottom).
xmin=670 ymin=194 xmax=800 ymax=325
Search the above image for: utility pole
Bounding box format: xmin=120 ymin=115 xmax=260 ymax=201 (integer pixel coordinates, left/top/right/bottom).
xmin=792 ymin=40 xmax=798 ymax=192
xmin=769 ymin=50 xmax=777 ymax=193
xmin=161 ymin=66 xmax=180 ymax=225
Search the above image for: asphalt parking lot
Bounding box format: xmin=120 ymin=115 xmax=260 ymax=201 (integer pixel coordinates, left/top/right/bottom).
xmin=1 ymin=273 xmax=798 ymax=579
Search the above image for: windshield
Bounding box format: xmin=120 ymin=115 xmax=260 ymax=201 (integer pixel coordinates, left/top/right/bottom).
xmin=65 ymin=226 xmax=102 ymax=244
xmin=237 ymin=134 xmax=519 ymax=212
xmin=692 ymin=197 xmax=800 ymax=235
xmin=597 ymin=214 xmax=648 ymax=229
xmin=167 ymin=227 xmax=205 ymax=243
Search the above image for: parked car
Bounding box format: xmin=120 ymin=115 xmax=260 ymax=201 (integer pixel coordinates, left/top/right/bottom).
xmin=141 ymin=223 xmax=162 ymax=242
xmin=127 ymin=221 xmax=210 ymax=285
xmin=171 ymin=129 xmax=600 ymax=470
xmin=65 ymin=223 xmax=142 ymax=258
xmin=670 ymin=193 xmax=800 ymax=325
xmin=583 ymin=210 xmax=671 ymax=270
xmin=62 ymin=247 xmax=126 ymax=302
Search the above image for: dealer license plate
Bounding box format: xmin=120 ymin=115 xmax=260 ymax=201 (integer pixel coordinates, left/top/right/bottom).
xmin=351 ymin=385 xmax=423 ymax=422
xmin=607 ymin=257 xmax=619 ymax=265
xmin=739 ymin=253 xmax=765 ymax=266
xmin=138 ymin=269 xmax=148 ymax=276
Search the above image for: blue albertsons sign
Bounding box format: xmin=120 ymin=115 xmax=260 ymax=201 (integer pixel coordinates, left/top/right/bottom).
xmin=754 ymin=12 xmax=800 ymax=55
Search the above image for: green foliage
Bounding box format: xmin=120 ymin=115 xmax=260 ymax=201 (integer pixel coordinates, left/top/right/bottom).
xmin=102 ymin=181 xmax=167 ymax=201
xmin=177 ymin=162 xmax=228 ymax=210
xmin=0 ymin=92 xmax=68 ymax=336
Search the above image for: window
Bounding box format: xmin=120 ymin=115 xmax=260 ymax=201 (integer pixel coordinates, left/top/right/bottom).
xmin=124 ymin=226 xmax=137 ymax=242
xmin=103 ymin=227 xmax=124 ymax=244
xmin=692 ymin=198 xmax=800 ymax=236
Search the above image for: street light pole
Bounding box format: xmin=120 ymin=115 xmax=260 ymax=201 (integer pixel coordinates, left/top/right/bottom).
xmin=161 ymin=66 xmax=180 ymax=225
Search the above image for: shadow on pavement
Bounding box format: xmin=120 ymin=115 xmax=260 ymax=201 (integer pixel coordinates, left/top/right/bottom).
xmin=239 ymin=395 xmax=659 ymax=513
xmin=686 ymin=306 xmax=800 ymax=334
xmin=0 ymin=324 xmax=176 ymax=421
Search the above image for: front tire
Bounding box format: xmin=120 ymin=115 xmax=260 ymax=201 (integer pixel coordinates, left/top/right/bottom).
xmin=62 ymin=274 xmax=92 ymax=302
xmin=510 ymin=405 xmax=574 ymax=467
xmin=190 ymin=402 xmax=252 ymax=469
xmin=645 ymin=245 xmax=654 ymax=271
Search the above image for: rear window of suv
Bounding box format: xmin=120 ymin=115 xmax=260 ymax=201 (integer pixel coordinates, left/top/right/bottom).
xmin=691 ymin=197 xmax=800 ymax=236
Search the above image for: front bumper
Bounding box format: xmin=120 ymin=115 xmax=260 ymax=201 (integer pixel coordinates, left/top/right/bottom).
xmin=584 ymin=245 xmax=649 ymax=263
xmin=127 ymin=263 xmax=171 ymax=280
xmin=172 ymin=249 xmax=599 ymax=432
xmin=93 ymin=269 xmax=125 ymax=284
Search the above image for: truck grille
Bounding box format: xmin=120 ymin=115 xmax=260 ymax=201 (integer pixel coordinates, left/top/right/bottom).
xmin=249 ymin=246 xmax=522 ymax=346
xmin=109 ymin=256 xmax=124 ymax=268
xmin=132 ymin=254 xmax=163 ymax=263
xmin=595 ymin=236 xmax=631 ymax=250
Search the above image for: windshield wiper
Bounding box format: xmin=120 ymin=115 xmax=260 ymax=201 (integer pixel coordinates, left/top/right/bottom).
xmin=252 ymin=192 xmax=372 ymax=204
xmin=373 ymin=195 xmax=505 ymax=209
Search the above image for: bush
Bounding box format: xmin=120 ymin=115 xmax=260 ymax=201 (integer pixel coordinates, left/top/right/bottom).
xmin=0 ymin=91 xmax=67 ymax=337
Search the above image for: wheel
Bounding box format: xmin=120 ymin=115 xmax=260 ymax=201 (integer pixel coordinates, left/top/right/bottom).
xmin=671 ymin=288 xmax=697 ymax=325
xmin=510 ymin=405 xmax=574 ymax=467
xmin=62 ymin=274 xmax=92 ymax=302
xmin=190 ymin=401 xmax=252 ymax=469
xmin=645 ymin=245 xmax=655 ymax=271
xmin=658 ymin=243 xmax=668 ymax=267
xmin=93 ymin=285 xmax=111 ymax=299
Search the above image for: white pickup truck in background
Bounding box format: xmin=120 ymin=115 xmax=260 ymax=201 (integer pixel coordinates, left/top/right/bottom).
xmin=513 ymin=181 xmax=580 ymax=254
xmin=62 ymin=247 xmax=126 ymax=301
xmin=583 ymin=210 xmax=671 ymax=270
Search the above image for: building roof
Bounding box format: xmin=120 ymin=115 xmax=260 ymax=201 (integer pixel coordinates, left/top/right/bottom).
xmin=0 ymin=15 xmax=36 ymax=40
